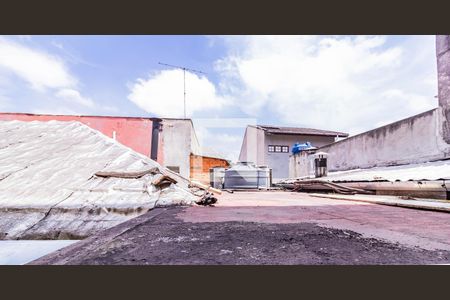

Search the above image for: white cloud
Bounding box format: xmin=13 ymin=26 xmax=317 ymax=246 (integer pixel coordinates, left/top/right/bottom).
xmin=0 ymin=93 xmax=10 ymax=110
xmin=17 ymin=35 xmax=32 ymax=41
xmin=55 ymin=88 xmax=95 ymax=108
xmin=0 ymin=36 xmax=103 ymax=114
xmin=30 ymin=106 xmax=80 ymax=116
xmin=51 ymin=41 xmax=64 ymax=50
xmin=127 ymin=36 xmax=437 ymax=158
xmin=0 ymin=37 xmax=76 ymax=91
xmin=214 ymin=35 xmax=437 ymax=135
xmin=194 ymin=125 xmax=243 ymax=162
xmin=127 ymin=69 xmax=227 ymax=118
xmin=202 ymin=132 xmax=242 ymax=162
xmin=191 ymin=118 xmax=256 ymax=162
xmin=101 ymin=105 xmax=120 ymax=113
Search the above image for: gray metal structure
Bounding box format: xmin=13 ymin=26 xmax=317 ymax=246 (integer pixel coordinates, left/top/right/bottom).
xmin=314 ymin=152 xmax=328 ymax=178
xmin=223 ymin=162 xmax=272 ymax=189
xmin=209 ymin=167 xmax=226 ymax=189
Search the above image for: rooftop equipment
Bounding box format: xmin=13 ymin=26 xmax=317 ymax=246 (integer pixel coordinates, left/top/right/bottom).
xmin=223 ymin=162 xmax=272 ymax=190
xmin=292 ymin=142 xmax=316 ymax=155
xmin=209 ymin=167 xmax=226 ymax=189
xmin=314 ymin=152 xmax=328 ymax=178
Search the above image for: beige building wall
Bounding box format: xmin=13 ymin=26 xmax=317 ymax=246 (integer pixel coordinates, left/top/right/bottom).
xmin=160 ymin=119 xmax=196 ymax=179
xmin=238 ymin=125 xmax=266 ymax=165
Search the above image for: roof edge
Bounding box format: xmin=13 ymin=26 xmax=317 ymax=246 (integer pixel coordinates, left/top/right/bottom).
xmin=256 ymin=124 xmax=349 ymax=137
xmin=0 ymin=112 xmax=198 ymax=122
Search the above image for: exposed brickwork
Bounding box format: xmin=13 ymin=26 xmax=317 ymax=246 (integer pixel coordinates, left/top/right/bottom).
xmin=190 ymin=153 xmax=229 ymax=185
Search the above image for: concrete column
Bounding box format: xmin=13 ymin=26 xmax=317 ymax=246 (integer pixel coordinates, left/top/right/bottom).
xmin=437 ymin=35 xmax=450 ymax=143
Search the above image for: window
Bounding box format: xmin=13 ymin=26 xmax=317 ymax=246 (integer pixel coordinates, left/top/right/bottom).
xmin=268 ymin=145 xmax=289 ymax=153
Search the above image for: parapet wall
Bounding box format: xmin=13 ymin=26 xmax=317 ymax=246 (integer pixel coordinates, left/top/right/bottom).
xmin=0 ymin=112 xmax=154 ymax=158
xmin=319 ymin=108 xmax=450 ymax=171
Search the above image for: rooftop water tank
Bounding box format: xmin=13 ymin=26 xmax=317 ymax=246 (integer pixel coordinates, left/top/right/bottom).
xmin=223 ymin=162 xmax=271 ymax=189
xmin=292 ymin=142 xmax=316 ymax=155
xmin=209 ymin=167 xmax=226 ymax=189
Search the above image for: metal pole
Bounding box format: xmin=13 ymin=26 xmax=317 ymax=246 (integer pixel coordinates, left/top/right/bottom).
xmin=158 ymin=62 xmax=206 ymax=120
xmin=183 ymin=68 xmax=186 ymax=119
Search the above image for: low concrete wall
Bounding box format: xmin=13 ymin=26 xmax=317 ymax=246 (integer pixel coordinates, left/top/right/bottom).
xmin=319 ymin=108 xmax=450 ymax=171
xmin=289 ymin=151 xmax=315 ymax=178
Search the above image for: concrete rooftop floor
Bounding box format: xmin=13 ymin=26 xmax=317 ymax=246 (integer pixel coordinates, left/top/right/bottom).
xmin=180 ymin=191 xmax=450 ymax=251
xmin=30 ymin=191 xmax=450 ymax=265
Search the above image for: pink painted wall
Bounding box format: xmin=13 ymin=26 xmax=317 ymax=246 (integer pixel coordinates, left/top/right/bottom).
xmin=0 ymin=113 xmax=155 ymax=159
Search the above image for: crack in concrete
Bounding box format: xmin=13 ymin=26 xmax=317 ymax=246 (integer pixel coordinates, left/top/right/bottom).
xmin=0 ymin=165 xmax=31 ymax=182
xmin=17 ymin=191 xmax=75 ymax=238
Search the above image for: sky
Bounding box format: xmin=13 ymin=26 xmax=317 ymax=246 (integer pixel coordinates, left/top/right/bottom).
xmin=0 ymin=35 xmax=439 ymax=161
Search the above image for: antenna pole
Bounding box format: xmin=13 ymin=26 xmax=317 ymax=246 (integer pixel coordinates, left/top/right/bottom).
xmin=183 ymin=68 xmax=186 ymax=119
xmin=158 ymin=62 xmax=207 ymax=119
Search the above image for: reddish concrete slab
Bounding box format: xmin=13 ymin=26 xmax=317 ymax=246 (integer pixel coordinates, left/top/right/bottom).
xmin=29 ymin=207 xmax=450 ymax=265
xmin=179 ymin=191 xmax=450 ymax=251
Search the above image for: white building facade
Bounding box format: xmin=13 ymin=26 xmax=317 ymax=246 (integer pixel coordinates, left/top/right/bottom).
xmin=238 ymin=125 xmax=348 ymax=182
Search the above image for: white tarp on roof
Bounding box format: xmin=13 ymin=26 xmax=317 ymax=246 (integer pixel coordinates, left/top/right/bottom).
xmin=0 ymin=120 xmax=198 ymax=239
xmin=325 ymin=159 xmax=450 ymax=182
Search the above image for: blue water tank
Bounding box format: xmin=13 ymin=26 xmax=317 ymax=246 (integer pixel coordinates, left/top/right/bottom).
xmin=292 ymin=142 xmax=313 ymax=154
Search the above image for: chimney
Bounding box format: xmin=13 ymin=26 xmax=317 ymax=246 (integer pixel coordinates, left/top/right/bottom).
xmin=436 ymin=35 xmax=450 ymax=143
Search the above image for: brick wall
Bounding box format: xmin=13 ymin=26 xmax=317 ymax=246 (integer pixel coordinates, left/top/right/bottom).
xmin=190 ymin=154 xmax=230 ymax=185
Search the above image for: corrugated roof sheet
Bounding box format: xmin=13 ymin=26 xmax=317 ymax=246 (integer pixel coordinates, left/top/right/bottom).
xmin=325 ymin=160 xmax=450 ymax=182
xmin=0 ymin=120 xmax=198 ymax=239
xmin=257 ymin=125 xmax=348 ymax=137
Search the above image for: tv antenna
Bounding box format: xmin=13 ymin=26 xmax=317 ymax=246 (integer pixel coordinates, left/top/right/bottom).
xmin=158 ymin=62 xmax=207 ymax=119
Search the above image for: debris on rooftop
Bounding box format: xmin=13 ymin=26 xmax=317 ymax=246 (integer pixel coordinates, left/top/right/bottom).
xmin=279 ymin=159 xmax=450 ymax=200
xmin=324 ymin=160 xmax=450 ymax=182
xmin=195 ymin=192 xmax=218 ymax=206
xmin=282 ymin=179 xmax=375 ymax=195
xmin=0 ymin=120 xmax=217 ymax=240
